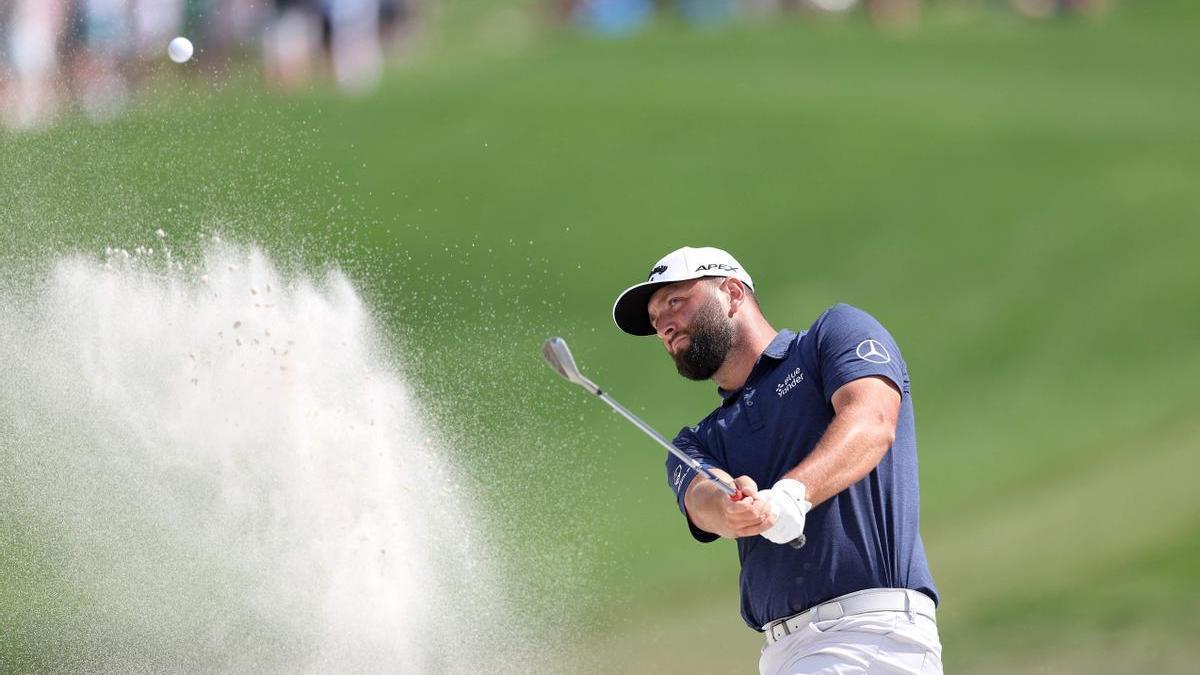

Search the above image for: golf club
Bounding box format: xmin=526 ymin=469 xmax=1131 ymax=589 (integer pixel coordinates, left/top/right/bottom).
xmin=541 ymin=337 xmax=805 ymax=550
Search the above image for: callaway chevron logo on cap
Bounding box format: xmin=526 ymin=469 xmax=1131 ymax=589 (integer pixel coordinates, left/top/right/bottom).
xmin=613 ymin=246 xmax=754 ymax=336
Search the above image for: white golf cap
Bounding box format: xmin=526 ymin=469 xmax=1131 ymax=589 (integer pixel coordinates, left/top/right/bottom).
xmin=612 ymin=246 xmax=754 ymax=336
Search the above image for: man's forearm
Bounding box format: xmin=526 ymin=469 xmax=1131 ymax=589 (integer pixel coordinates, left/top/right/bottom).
xmin=683 ymin=471 xmax=739 ymax=538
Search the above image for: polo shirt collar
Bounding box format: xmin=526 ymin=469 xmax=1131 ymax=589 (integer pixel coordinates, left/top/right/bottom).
xmin=717 ymin=330 xmax=797 ymax=401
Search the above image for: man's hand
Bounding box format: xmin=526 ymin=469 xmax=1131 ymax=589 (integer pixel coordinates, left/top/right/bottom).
xmin=684 ymin=472 xmax=778 ymax=539
xmin=725 ymin=476 xmax=778 ymax=538
xmin=754 ymin=478 xmax=811 ymax=545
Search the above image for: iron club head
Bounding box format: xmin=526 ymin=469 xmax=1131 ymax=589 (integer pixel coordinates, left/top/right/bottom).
xmin=542 ymin=337 xmax=601 ymax=395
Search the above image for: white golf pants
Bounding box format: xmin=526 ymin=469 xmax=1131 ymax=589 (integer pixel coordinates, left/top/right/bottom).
xmin=759 ymin=597 xmax=943 ymax=674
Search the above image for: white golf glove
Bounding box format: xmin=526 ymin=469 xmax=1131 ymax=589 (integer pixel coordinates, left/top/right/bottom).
xmin=756 ymin=478 xmax=811 ymax=545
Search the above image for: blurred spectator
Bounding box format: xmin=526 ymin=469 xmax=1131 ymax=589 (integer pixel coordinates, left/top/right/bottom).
xmin=326 ymin=0 xmax=384 ymax=93
xmin=677 ymin=0 xmax=736 ymax=26
xmin=1010 ymin=0 xmax=1110 ymax=18
xmin=805 ymin=0 xmax=859 ymax=11
xmin=739 ymin=0 xmax=799 ymax=17
xmin=132 ymin=0 xmax=185 ymax=61
xmin=2 ymin=0 xmax=69 ymax=129
xmin=570 ymin=0 xmax=655 ymax=36
xmin=866 ymin=0 xmax=920 ymax=31
xmin=263 ymin=0 xmax=322 ymax=90
xmin=75 ymin=0 xmax=132 ymax=121
xmin=198 ymin=0 xmax=272 ymax=71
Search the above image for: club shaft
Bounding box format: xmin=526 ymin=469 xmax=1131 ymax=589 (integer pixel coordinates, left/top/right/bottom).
xmin=595 ymin=391 xmax=738 ymax=498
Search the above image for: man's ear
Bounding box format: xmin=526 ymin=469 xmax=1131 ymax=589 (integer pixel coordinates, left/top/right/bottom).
xmin=723 ymin=277 xmax=748 ymax=316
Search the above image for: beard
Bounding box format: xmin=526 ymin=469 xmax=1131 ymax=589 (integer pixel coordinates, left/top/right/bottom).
xmin=672 ymin=295 xmax=737 ymax=381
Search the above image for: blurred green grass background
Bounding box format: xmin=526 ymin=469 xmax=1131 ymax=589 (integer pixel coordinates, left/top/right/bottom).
xmin=3 ymin=1 xmax=1199 ymax=672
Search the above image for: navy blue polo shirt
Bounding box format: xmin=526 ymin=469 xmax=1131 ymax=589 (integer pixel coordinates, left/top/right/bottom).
xmin=665 ymin=303 xmax=938 ymax=630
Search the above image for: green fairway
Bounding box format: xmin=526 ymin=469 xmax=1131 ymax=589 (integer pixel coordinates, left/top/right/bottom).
xmin=3 ymin=1 xmax=1199 ymax=672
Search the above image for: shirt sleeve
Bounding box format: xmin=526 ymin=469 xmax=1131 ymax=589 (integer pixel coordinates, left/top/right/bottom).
xmin=667 ymin=425 xmax=721 ymax=543
xmin=813 ymin=303 xmax=910 ymax=402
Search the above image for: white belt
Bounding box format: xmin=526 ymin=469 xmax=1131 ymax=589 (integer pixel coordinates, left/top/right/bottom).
xmin=763 ymin=588 xmax=936 ymax=645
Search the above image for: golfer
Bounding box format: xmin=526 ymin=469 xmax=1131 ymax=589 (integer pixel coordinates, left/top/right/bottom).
xmin=613 ymin=246 xmax=942 ymax=675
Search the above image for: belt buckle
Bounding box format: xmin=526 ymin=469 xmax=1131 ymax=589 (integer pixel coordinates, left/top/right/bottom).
xmin=769 ymin=619 xmax=790 ymax=643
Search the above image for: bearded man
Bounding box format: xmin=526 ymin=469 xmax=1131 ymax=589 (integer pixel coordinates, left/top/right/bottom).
xmin=612 ymin=246 xmax=943 ymax=675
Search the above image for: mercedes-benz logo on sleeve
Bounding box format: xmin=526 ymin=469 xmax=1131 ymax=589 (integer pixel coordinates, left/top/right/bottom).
xmin=855 ymin=339 xmax=891 ymax=364
xmin=672 ymin=465 xmax=685 ymax=490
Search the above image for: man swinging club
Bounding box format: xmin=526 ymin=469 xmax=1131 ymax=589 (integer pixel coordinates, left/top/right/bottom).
xmin=612 ymin=246 xmax=943 ymax=674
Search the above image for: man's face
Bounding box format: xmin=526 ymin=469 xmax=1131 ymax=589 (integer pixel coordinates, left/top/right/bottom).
xmin=647 ymin=279 xmax=737 ymax=381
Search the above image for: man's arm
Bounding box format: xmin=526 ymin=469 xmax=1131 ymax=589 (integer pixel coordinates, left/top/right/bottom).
xmin=783 ymin=375 xmax=902 ymax=506
xmin=682 ymin=468 xmax=777 ymax=539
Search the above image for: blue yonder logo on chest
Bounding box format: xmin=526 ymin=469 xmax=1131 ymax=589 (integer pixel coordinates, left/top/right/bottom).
xmin=776 ymin=367 xmax=805 ymax=398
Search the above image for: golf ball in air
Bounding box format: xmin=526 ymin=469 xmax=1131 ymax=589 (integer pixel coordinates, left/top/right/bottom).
xmin=168 ymin=37 xmax=193 ymax=64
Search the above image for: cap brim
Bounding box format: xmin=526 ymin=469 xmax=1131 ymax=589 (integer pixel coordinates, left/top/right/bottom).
xmin=612 ymin=280 xmax=675 ymax=336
